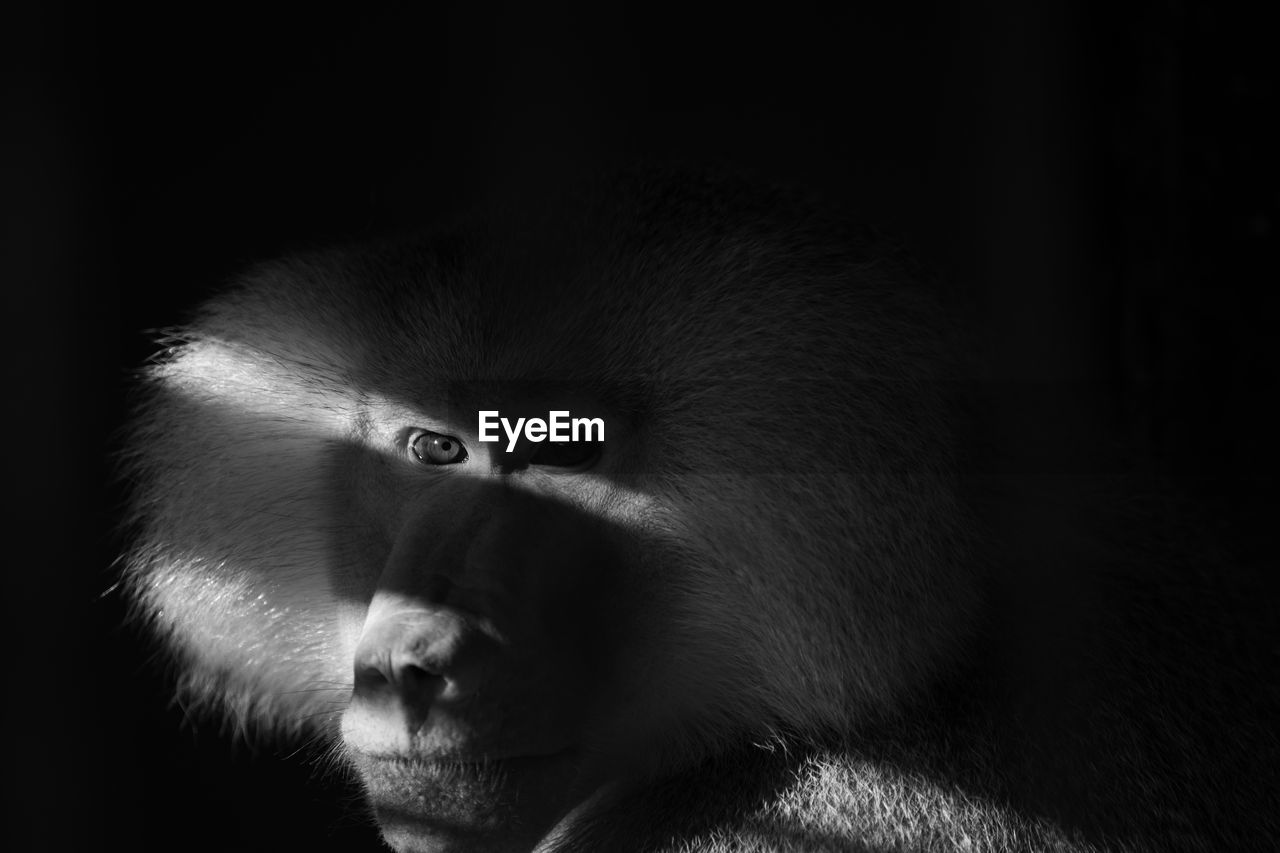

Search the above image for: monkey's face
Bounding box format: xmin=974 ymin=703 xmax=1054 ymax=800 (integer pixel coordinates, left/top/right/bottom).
xmin=123 ymin=174 xmax=979 ymax=853
xmin=332 ymin=397 xmax=661 ymax=851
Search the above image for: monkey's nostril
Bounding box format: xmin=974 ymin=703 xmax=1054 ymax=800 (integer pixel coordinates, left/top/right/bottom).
xmin=402 ymin=661 xmax=432 ymax=678
xmin=391 ymin=660 xmax=448 ymax=701
xmin=354 ymin=664 xmax=391 ymax=692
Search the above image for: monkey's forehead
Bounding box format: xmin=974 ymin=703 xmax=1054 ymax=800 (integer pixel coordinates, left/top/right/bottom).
xmin=183 ymin=172 xmax=945 ymax=402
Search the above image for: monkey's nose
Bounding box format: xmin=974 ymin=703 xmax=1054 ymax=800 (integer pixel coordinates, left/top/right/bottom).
xmin=348 ymin=595 xmax=483 ymax=742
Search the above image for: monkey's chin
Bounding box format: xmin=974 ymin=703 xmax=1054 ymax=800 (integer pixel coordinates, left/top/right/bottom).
xmin=352 ymin=750 xmax=584 ymax=853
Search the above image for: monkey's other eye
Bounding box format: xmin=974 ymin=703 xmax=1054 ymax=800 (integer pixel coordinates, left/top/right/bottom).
xmin=410 ymin=431 xmax=468 ymax=465
xmin=530 ymin=441 xmax=601 ymax=469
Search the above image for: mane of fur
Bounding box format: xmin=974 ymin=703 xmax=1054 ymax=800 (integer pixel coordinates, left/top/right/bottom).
xmin=119 ymin=169 xmax=1277 ymax=850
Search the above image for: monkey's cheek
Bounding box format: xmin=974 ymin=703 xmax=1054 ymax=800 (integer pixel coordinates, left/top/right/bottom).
xmin=352 ymin=750 xmax=583 ymax=853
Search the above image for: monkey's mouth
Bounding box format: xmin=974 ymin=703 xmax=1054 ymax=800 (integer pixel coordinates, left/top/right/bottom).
xmin=351 ymin=748 xmax=583 ymax=852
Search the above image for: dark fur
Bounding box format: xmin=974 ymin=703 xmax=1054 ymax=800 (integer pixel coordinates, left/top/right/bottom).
xmin=122 ymin=169 xmax=1278 ymax=851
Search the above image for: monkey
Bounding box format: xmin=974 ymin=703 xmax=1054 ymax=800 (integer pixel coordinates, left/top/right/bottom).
xmin=119 ymin=167 xmax=1278 ymax=852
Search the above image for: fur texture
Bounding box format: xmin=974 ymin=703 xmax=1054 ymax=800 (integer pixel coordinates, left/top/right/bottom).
xmin=121 ymin=169 xmax=1277 ymax=851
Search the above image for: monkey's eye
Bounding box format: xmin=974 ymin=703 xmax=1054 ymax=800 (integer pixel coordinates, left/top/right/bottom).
xmin=409 ymin=431 xmax=468 ymax=465
xmin=529 ymin=441 xmax=601 ymax=469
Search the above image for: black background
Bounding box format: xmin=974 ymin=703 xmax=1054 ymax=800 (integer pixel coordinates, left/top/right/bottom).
xmin=4 ymin=2 xmax=1275 ymax=849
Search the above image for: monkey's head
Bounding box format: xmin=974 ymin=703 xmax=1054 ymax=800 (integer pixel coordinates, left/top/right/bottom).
xmin=122 ymin=171 xmax=978 ymax=852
